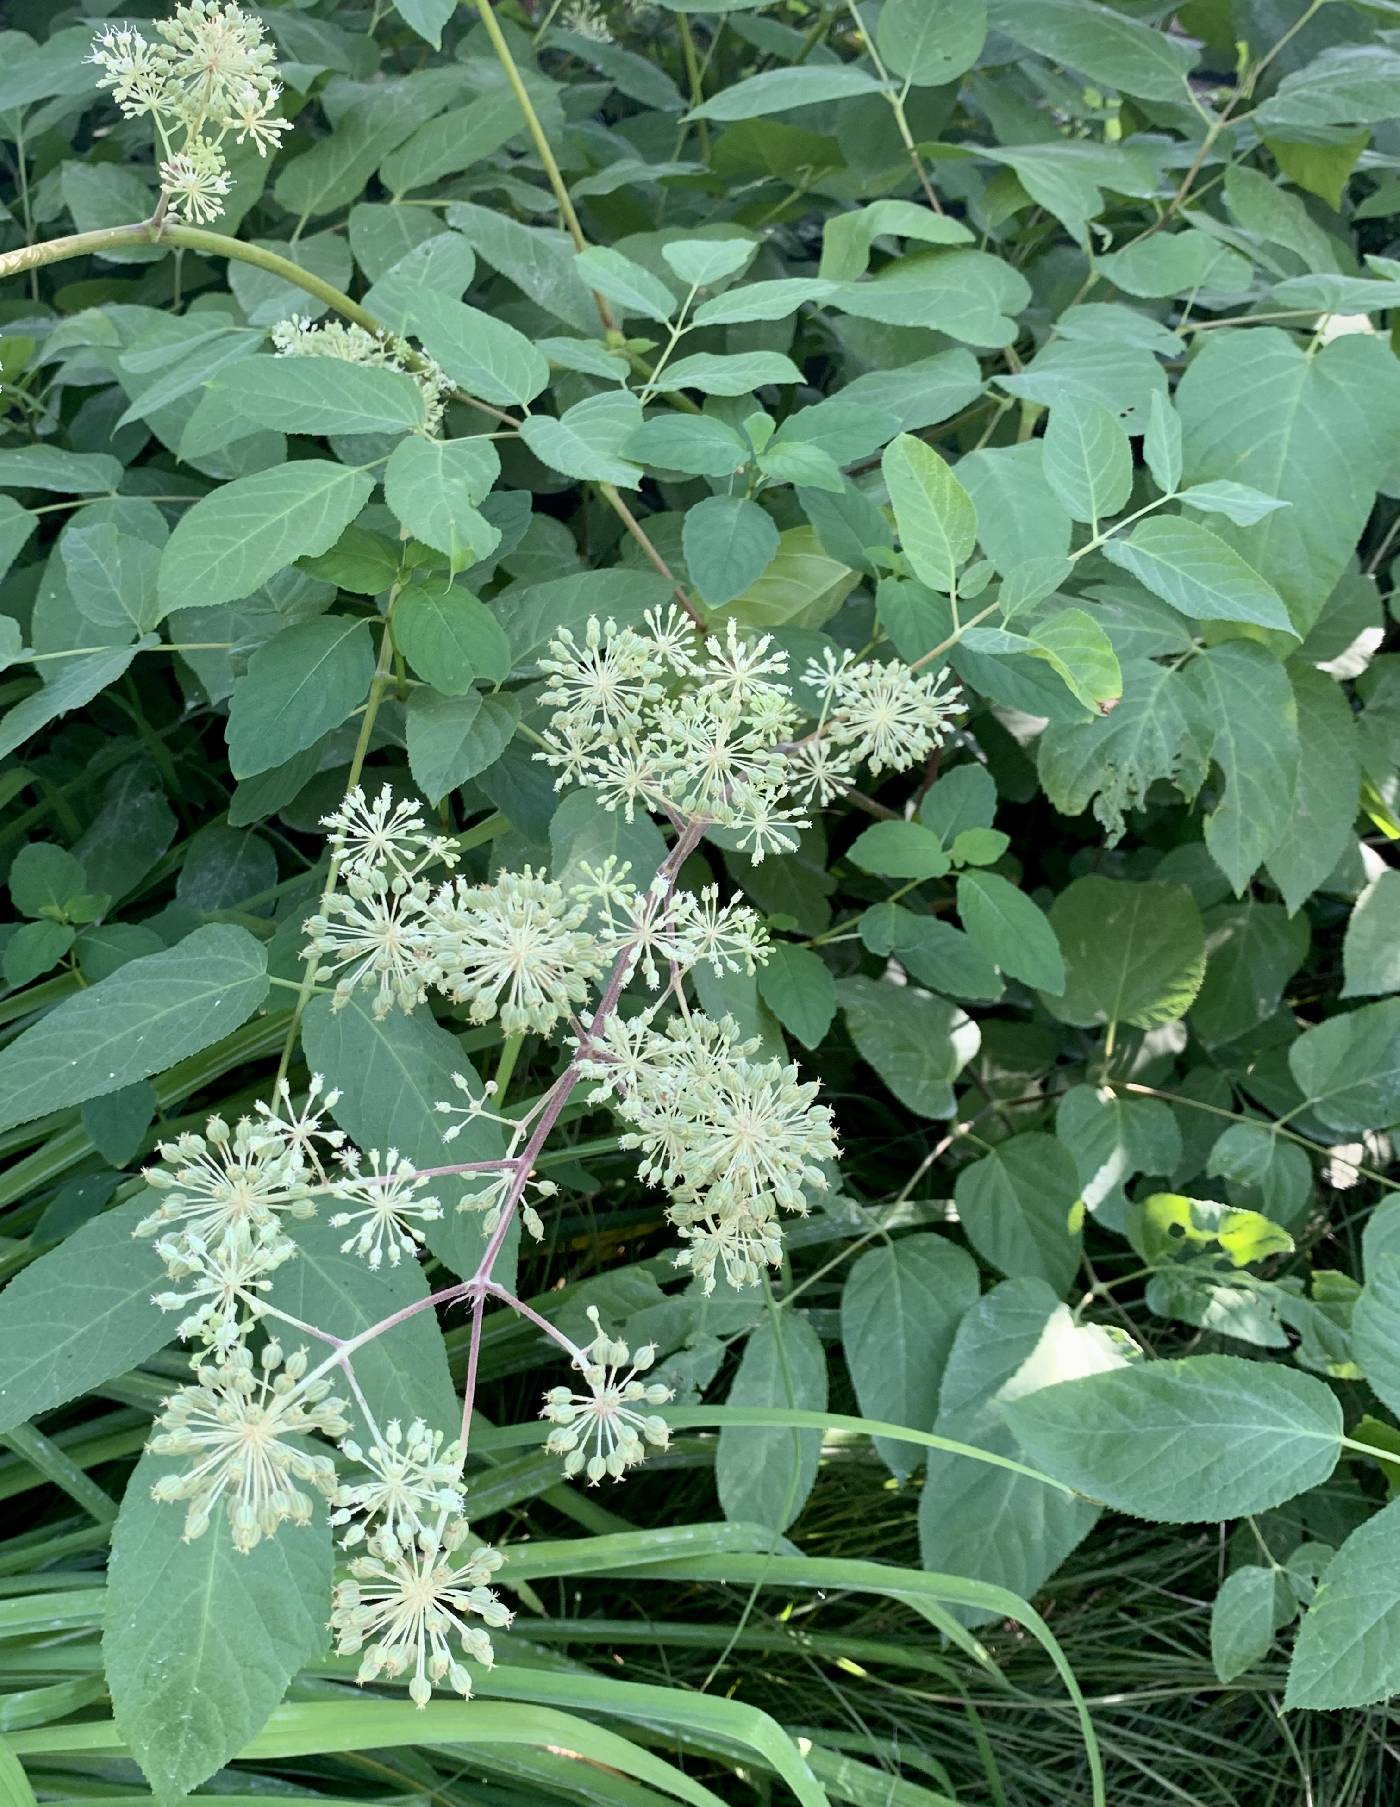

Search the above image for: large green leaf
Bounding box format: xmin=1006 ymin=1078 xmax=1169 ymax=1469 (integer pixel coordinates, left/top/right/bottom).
xmin=683 ymin=496 xmax=779 ymax=606
xmin=840 ymin=1235 xmax=978 ymax=1478
xmin=392 ymin=292 xmax=550 ymax=407
xmin=688 ymin=66 xmax=890 ymax=121
xmin=1187 ymin=642 xmax=1299 ymax=895
xmin=1047 ymin=876 xmax=1205 ymax=1028
xmin=716 ymin=1312 xmax=828 ymax=1532
xmin=956 ymin=871 xmax=1065 ymax=993
xmin=1006 ymin=1355 xmax=1342 ymax=1522
xmin=159 ymin=462 xmax=375 ymax=612
xmin=1286 ymin=1497 xmax=1400 ymax=1710
xmin=1288 ymin=998 xmax=1400 ymax=1136
xmin=208 ymin=358 xmax=425 ymax=436
xmin=0 ymin=1194 xmax=167 ymax=1435
xmin=954 ymin=1134 xmax=1083 ymax=1293
xmin=882 ymin=433 xmax=977 ymax=594
xmin=1102 ymin=517 xmax=1293 ymax=634
xmin=0 ymin=924 xmax=268 ymax=1136
xmin=837 ymin=975 xmax=980 ymax=1118
xmin=225 ymin=617 xmax=375 ymax=780
xmin=106 ymin=1446 xmax=331 ymax=1801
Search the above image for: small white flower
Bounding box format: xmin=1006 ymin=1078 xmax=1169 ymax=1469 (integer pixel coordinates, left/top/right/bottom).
xmin=150 ymin=1342 xmax=347 ymax=1552
xmin=139 ymin=1115 xmax=310 ymax=1243
xmin=152 ymin=1220 xmax=296 ymax=1350
xmin=333 ymin=1420 xmax=465 ymax=1549
xmin=331 ymin=1518 xmax=511 ymax=1707
xmin=255 ymin=1073 xmax=345 ymax=1178
xmin=159 ymin=145 xmax=231 ymax=223
xmin=541 ymin=1308 xmax=672 ymax=1483
xmin=320 ymin=785 xmax=437 ymax=879
xmin=303 ymin=869 xmax=435 ymax=1020
xmin=330 ymin=1148 xmax=442 ymax=1269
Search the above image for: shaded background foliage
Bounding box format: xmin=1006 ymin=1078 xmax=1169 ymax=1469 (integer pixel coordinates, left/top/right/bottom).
xmin=1 ymin=0 xmax=1400 ymax=1804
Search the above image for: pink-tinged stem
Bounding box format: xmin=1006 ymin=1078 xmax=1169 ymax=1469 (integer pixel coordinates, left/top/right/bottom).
xmin=461 ymin=1294 xmax=486 ymax=1446
xmin=482 ymin=1280 xmax=589 ymax=1367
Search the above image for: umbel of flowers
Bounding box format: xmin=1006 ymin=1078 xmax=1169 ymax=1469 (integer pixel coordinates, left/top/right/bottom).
xmin=90 ymin=3 xmax=288 ymax=224
xmin=132 ymin=610 xmax=959 ymax=1707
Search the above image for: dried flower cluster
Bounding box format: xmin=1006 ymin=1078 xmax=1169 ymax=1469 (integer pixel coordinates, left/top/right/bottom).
xmin=90 ymin=3 xmax=288 ymax=223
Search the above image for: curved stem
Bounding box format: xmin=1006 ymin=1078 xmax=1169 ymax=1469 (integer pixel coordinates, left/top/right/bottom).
xmin=0 ymin=217 xmax=519 ymax=428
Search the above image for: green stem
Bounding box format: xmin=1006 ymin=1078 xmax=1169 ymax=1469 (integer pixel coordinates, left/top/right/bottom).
xmin=469 ymin=0 xmax=619 ymax=338
xmin=0 ymin=219 xmax=519 ymax=428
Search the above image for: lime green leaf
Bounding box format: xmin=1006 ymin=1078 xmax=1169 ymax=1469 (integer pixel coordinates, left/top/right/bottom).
xmin=1047 ymin=876 xmax=1205 ymax=1028
xmin=225 ymin=617 xmax=375 ymax=780
xmin=1006 ymin=1355 xmax=1342 ymax=1522
xmin=0 ymin=924 xmax=268 ymax=1137
xmin=394 ymin=582 xmax=511 ymax=693
xmin=1139 ymin=1194 xmax=1294 ymax=1269
xmin=159 ymin=462 xmax=375 ymax=613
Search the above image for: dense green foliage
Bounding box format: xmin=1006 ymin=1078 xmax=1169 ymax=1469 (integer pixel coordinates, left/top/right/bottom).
xmin=2 ymin=1 xmax=1400 ymax=1803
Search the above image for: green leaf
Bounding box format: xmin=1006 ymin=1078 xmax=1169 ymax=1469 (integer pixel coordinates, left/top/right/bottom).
xmin=274 ymin=72 xmax=459 ymax=219
xmin=1143 ymin=392 xmax=1182 ymax=495
xmin=877 ymin=0 xmax=986 ymax=84
xmin=521 ymin=393 xmax=645 ymax=488
xmin=840 ymin=1235 xmax=978 ymax=1478
xmin=0 ymin=924 xmax=268 ymax=1137
xmin=0 ymin=1194 xmax=168 ymax=1435
xmin=920 ymin=1282 xmax=1102 ymax=1624
xmin=1265 ymin=661 xmax=1361 ymax=914
xmin=956 ymin=1133 xmax=1084 ymax=1293
xmin=385 ymin=437 xmax=502 ymax=563
xmin=847 ymin=820 xmax=949 ymax=881
xmin=394 ymin=292 xmax=551 ymax=407
xmin=1177 ymin=331 xmax=1400 ymax=635
xmin=301 ymin=994 xmax=504 ymax=1286
xmin=406 ymin=690 xmax=518 ymax=804
xmin=392 ymin=0 xmax=454 ymax=48
xmin=691 ymin=278 xmax=838 ymax=327
xmin=716 ymin=1313 xmax=828 ymax=1532
xmin=660 ymin=352 xmax=804 ymax=396
xmin=0 ymin=447 xmax=122 ymax=493
xmin=859 ymin=903 xmax=1004 ymax=1003
xmin=755 ymin=943 xmax=836 ymax=1049
xmin=225 ymin=617 xmax=374 ymax=781
xmin=1006 ymin=1355 xmax=1343 ymax=1523
xmin=380 ymin=92 xmax=523 ymax=196
xmin=1102 ymin=517 xmax=1294 ymax=634
xmin=1289 ymin=999 xmax=1400 ymax=1137
xmin=661 ymin=238 xmax=755 ymax=286
xmin=1257 ymin=43 xmax=1400 ymax=131
xmin=0 ymin=641 xmax=150 ymax=765
xmin=628 ymin=415 xmax=750 ymax=477
xmin=4 ymin=920 xmax=74 ymax=987
xmin=1041 ymin=398 xmax=1133 ymax=526
xmin=208 ymin=358 xmax=425 ymax=436
xmin=1047 ymin=876 xmax=1205 ymax=1028
xmin=60 ymin=525 xmax=163 ymax=634
xmin=493 ymin=570 xmax=673 ymax=666
xmin=9 ymin=842 xmax=86 ymax=918
xmin=574 ymin=246 xmax=677 ymax=322
xmin=1187 ymin=642 xmax=1299 ymax=896
xmin=159 ymin=462 xmax=375 ymax=613
xmin=882 ymin=432 xmax=977 ymax=593
xmin=1179 ymin=481 xmax=1289 ymax=528
xmin=1285 ymin=1496 xmax=1400 ymax=1709
xmin=957 ymin=871 xmax=1065 ymax=993
xmin=106 ymin=1445 xmax=332 ymax=1800
xmin=393 ymin=582 xmax=511 ymax=694
xmin=682 ymin=496 xmax=779 ymax=606
xmin=1343 ymin=870 xmax=1400 ymax=998
xmin=1211 ymin=1566 xmax=1293 ymax=1684
xmin=986 ymin=0 xmax=1196 ymax=100
xmin=1191 ymin=902 xmax=1309 ymax=1047
xmin=721 ymin=525 xmax=858 ymax=629
xmin=837 ymin=975 xmax=980 ymax=1118
xmin=687 ymin=66 xmax=890 ymax=121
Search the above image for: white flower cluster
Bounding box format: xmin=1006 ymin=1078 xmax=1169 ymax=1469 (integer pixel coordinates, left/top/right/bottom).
xmin=541 ymin=1307 xmax=672 ymax=1483
xmin=581 ymin=1010 xmax=837 ymax=1293
xmin=271 ymin=317 xmax=454 ymax=436
xmin=89 ymin=3 xmax=288 ymax=223
xmin=535 ymin=609 xmax=959 ymax=857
